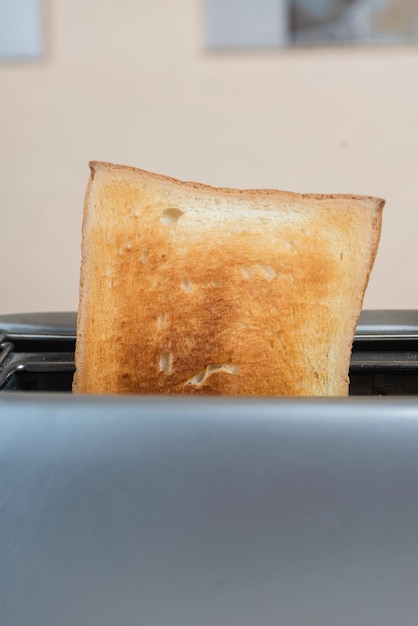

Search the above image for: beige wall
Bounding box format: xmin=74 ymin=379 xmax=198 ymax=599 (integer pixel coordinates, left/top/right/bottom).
xmin=1 ymin=0 xmax=418 ymax=314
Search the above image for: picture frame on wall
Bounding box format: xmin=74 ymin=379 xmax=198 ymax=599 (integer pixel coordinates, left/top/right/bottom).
xmin=205 ymin=0 xmax=418 ymax=49
xmin=292 ymin=0 xmax=418 ymax=45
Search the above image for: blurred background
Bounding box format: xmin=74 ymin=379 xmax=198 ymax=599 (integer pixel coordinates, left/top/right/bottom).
xmin=1 ymin=0 xmax=418 ymax=313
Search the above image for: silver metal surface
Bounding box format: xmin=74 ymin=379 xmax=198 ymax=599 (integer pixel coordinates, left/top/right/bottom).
xmin=350 ymin=350 xmax=418 ymax=369
xmin=1 ymin=395 xmax=418 ymax=626
xmin=356 ymin=310 xmax=418 ymax=340
xmin=0 ymin=333 xmax=14 ymax=366
xmin=0 ymin=312 xmax=76 ymax=339
xmin=0 ymin=352 xmax=75 ymax=389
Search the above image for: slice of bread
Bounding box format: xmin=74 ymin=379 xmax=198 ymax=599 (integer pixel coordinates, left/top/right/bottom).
xmin=73 ymin=161 xmax=383 ymax=396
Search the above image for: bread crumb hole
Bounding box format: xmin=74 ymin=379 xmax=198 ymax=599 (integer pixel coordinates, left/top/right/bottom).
xmin=159 ymin=351 xmax=173 ymax=374
xmin=259 ymin=265 xmax=276 ymax=281
xmin=185 ymin=364 xmax=240 ymax=386
xmin=188 ymin=370 xmax=206 ymax=385
xmin=181 ymin=279 xmax=194 ymax=293
xmin=157 ymin=313 xmax=166 ymax=330
xmin=242 ymin=267 xmax=254 ymax=279
xmin=161 ymin=208 xmax=184 ymax=225
xmin=212 ymin=279 xmax=221 ymax=287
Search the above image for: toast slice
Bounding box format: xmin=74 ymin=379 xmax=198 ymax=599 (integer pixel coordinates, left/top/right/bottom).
xmin=73 ymin=161 xmax=383 ymax=396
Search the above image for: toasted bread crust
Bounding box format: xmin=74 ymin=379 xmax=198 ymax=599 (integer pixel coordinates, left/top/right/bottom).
xmin=73 ymin=161 xmax=383 ymax=396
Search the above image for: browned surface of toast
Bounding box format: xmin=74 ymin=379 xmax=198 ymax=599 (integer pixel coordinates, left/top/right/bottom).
xmin=73 ymin=161 xmax=383 ymax=396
